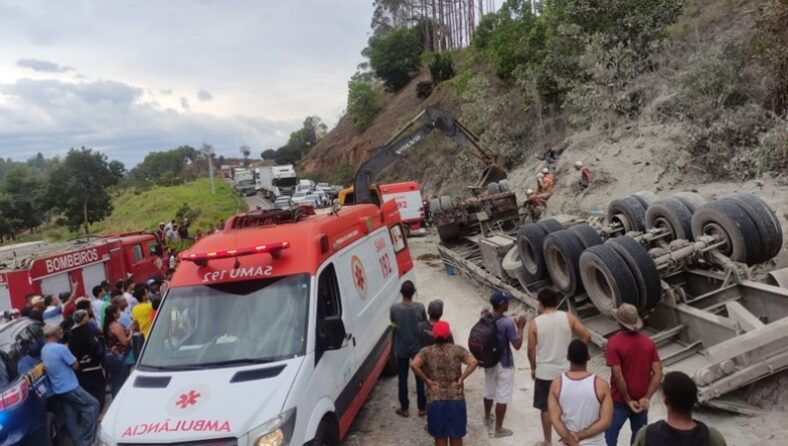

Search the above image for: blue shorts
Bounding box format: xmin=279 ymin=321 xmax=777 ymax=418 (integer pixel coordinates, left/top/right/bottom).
xmin=427 ymin=400 xmax=467 ymax=439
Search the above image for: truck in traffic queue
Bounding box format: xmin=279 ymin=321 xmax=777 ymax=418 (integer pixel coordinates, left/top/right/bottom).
xmin=256 ymin=164 xmax=298 ymax=199
xmin=98 ymin=201 xmax=415 ymax=446
xmin=0 ymin=232 xmax=167 ymax=311
xmin=233 ymin=169 xmax=256 ymax=197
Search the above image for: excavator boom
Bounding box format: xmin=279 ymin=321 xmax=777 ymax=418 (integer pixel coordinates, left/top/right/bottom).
xmin=349 ymin=107 xmax=506 ymax=204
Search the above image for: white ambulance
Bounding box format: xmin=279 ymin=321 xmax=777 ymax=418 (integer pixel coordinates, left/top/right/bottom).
xmin=379 ymin=181 xmax=426 ymax=236
xmin=98 ymin=201 xmax=416 ymax=445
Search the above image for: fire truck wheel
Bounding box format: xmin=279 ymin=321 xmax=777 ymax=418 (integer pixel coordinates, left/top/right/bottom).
xmin=313 ymin=418 xmax=340 ymax=446
xmin=580 ymin=245 xmax=639 ymax=316
xmin=517 ymin=223 xmax=550 ymax=281
xmin=692 ymin=199 xmax=762 ymax=265
xmin=439 ymin=195 xmax=453 ymax=211
xmin=497 ymin=179 xmax=512 ymax=192
xmin=568 ymin=223 xmax=604 ymax=249
xmin=606 ymin=236 xmax=662 ymax=311
xmin=487 ymin=182 xmax=501 ymax=194
xmin=430 ymin=197 xmax=442 ymax=213
xmin=536 ymin=218 xmax=564 ymax=234
xmin=724 ymin=193 xmax=783 ymax=262
xmin=646 ymin=198 xmax=694 ymax=241
xmin=607 ymin=196 xmax=647 ymax=232
xmin=544 ymin=230 xmax=586 ymax=296
xmin=631 ymin=191 xmax=658 ymax=209
xmin=672 ymin=192 xmax=707 ymax=214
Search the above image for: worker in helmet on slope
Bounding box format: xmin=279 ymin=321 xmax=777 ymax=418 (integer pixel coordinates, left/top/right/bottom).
xmin=523 ymin=188 xmax=547 ymax=222
xmin=575 ymin=161 xmax=591 ymax=189
xmin=536 ymin=168 xmax=555 ymax=198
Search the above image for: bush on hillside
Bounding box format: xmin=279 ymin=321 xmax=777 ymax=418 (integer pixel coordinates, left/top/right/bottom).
xmin=347 ymin=78 xmax=382 ymax=129
xmin=758 ymin=118 xmax=788 ymax=173
xmin=753 ymin=0 xmax=788 ymax=114
xmin=429 ymin=53 xmax=455 ymax=85
xmin=368 ymin=27 xmax=423 ymax=91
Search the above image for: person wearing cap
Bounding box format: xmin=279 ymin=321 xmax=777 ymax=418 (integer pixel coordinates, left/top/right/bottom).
xmin=26 ymin=295 xmax=46 ymax=322
xmin=483 ymin=291 xmax=526 ymax=438
xmin=528 ymin=287 xmax=591 ymax=446
xmin=41 ymin=324 xmax=100 ymax=446
xmin=411 ymin=321 xmax=478 ymax=446
xmin=68 ymin=309 xmax=108 ymax=413
xmin=548 ymin=340 xmax=613 ymax=446
xmin=418 ymin=299 xmax=454 ymax=349
xmin=634 ymin=371 xmax=727 ymax=446
xmin=390 ymin=280 xmax=428 ymax=418
xmin=605 ymin=304 xmax=663 ymax=446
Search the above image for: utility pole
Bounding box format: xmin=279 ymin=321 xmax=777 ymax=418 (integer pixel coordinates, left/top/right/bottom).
xmin=202 ymin=143 xmax=216 ymax=196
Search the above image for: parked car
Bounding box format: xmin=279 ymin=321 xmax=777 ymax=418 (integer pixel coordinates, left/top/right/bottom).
xmin=304 ymin=193 xmax=322 ymax=208
xmin=0 ymin=317 xmax=62 ymax=446
xmin=291 ymin=191 xmax=310 ymax=206
xmin=273 ymin=197 xmax=292 ymax=210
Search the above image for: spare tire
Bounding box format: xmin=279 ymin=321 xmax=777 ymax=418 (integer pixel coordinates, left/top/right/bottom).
xmin=580 ymin=245 xmax=639 ymax=315
xmin=606 ymin=236 xmax=662 ymax=311
xmin=607 ymin=196 xmax=647 ymax=232
xmin=646 ymin=198 xmax=694 ymax=241
xmin=517 ymin=223 xmax=550 ymax=281
xmin=502 ymin=246 xmax=530 ymax=289
xmin=673 ymin=192 xmax=707 ymax=214
xmin=724 ymin=193 xmax=783 ymax=262
xmin=691 ymin=199 xmax=762 ymax=265
xmin=537 ymin=218 xmax=564 ymax=234
xmin=498 ymin=179 xmax=512 ymax=192
xmin=487 ymin=182 xmax=501 ymax=194
xmin=569 ymin=223 xmax=604 ymax=249
xmin=439 ymin=195 xmax=453 ymax=211
xmin=632 ymin=191 xmax=658 ymax=209
xmin=544 ymin=230 xmax=586 ymax=296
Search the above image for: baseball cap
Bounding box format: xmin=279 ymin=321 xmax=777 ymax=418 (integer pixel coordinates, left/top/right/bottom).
xmin=30 ymin=295 xmax=44 ymax=306
xmin=489 ymin=291 xmax=513 ymax=307
xmin=432 ymin=320 xmax=451 ymax=340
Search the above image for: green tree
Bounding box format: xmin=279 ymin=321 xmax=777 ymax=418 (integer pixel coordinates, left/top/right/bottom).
xmin=274 ymin=116 xmax=328 ymax=164
xmin=47 ymin=148 xmax=115 ymax=233
xmin=429 ymin=52 xmax=455 ymax=84
xmin=261 ymin=149 xmax=277 ymax=160
xmin=0 ymin=165 xmax=46 ymax=235
xmin=347 ymin=77 xmax=382 ymax=129
xmin=240 ymin=145 xmax=251 ymax=167
xmin=368 ymin=26 xmax=423 ymax=91
xmin=108 ymin=160 xmax=126 ymax=182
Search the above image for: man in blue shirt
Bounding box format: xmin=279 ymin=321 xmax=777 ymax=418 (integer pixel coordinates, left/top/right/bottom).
xmin=41 ymin=324 xmax=99 ymax=446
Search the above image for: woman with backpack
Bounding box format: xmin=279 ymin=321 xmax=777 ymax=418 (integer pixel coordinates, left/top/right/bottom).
xmin=68 ymin=309 xmax=108 ymax=413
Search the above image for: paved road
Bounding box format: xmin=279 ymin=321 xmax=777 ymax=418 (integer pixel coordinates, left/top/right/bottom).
xmin=242 ymin=192 xmax=272 ymax=210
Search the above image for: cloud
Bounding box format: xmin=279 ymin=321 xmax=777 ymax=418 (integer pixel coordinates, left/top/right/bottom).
xmin=197 ymin=89 xmax=213 ymax=102
xmin=16 ymin=58 xmax=73 ymax=73
xmin=180 ymin=97 xmax=190 ymax=109
xmin=160 ymin=88 xmax=172 ymax=95
xmin=0 ymin=78 xmax=298 ymax=165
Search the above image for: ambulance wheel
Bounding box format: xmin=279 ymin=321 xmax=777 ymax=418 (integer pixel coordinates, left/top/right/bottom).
xmin=313 ymin=418 xmax=340 ymax=446
xmin=544 ymin=229 xmax=586 ymax=297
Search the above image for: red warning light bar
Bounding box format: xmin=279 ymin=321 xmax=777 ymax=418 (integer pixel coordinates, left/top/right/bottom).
xmin=182 ymin=241 xmax=290 ymax=264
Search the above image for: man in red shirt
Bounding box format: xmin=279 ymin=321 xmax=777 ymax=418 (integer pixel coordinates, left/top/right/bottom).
xmin=575 ymin=162 xmax=591 ymax=188
xmin=605 ymin=304 xmax=662 ymax=446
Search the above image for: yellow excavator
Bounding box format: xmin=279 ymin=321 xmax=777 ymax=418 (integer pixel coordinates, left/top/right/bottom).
xmin=338 ymin=107 xmax=507 ymax=205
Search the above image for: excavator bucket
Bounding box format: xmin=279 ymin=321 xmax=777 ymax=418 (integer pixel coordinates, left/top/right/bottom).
xmin=477 ymin=164 xmax=508 ymax=187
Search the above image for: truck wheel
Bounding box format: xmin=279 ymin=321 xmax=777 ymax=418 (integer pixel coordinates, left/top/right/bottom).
xmin=537 ymin=218 xmax=564 ymax=234
xmin=517 ymin=224 xmax=550 ymax=281
xmin=437 ymin=222 xmax=461 ymax=245
xmin=580 ymin=245 xmax=639 ymax=315
xmin=430 ymin=198 xmax=442 ymax=214
xmin=606 ymin=236 xmax=662 ymax=311
xmin=691 ymin=200 xmax=762 ymax=265
xmin=544 ymin=230 xmax=586 ymax=296
xmin=673 ymin=192 xmax=707 ymax=214
xmin=725 ymin=193 xmax=783 ymax=262
xmin=607 ymin=196 xmax=647 ymax=232
xmin=498 ymin=179 xmax=512 ymax=192
xmin=439 ymin=195 xmax=453 ymax=211
xmin=568 ymin=223 xmax=604 ymax=249
xmin=487 ymin=182 xmax=501 ymax=194
xmin=313 ymin=419 xmax=340 ymax=446
xmin=646 ymin=198 xmax=694 ymax=241
xmin=631 ymin=191 xmax=658 ymax=209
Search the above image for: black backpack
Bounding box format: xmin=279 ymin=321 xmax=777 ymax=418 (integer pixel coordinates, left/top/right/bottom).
xmin=468 ymin=314 xmax=503 ymax=368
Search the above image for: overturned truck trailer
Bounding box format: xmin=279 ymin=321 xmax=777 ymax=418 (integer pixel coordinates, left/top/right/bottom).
xmin=438 ymin=190 xmax=788 ymax=413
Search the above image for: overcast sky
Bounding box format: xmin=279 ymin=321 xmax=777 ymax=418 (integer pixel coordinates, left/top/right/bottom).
xmin=0 ymin=0 xmax=373 ymax=166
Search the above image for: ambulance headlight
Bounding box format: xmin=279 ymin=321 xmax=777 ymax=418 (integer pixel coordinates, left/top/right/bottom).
xmin=250 ymin=408 xmax=297 ymax=446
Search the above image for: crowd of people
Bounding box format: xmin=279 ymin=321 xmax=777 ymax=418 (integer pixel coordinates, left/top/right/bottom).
xmin=153 ymin=217 xmax=226 ymax=252
xmin=391 ymin=284 xmax=727 ymax=446
xmin=18 ymin=274 xmax=171 ymax=446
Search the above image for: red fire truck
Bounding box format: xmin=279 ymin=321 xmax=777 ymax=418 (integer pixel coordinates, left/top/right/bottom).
xmin=0 ymin=232 xmax=167 ymax=310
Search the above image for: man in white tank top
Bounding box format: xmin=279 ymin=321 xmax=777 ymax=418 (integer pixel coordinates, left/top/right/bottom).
xmin=548 ymin=340 xmax=613 ymax=446
xmin=528 ymin=288 xmax=591 ymax=446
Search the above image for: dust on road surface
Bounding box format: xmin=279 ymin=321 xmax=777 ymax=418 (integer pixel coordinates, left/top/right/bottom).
xmin=344 ymin=234 xmax=788 ymax=446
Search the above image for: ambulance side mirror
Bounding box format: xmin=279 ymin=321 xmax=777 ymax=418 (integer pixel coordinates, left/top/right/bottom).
xmin=323 ymin=316 xmax=347 ymax=351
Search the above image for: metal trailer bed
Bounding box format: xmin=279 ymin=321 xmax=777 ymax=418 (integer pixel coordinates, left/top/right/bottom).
xmin=438 ymin=236 xmax=788 ymax=414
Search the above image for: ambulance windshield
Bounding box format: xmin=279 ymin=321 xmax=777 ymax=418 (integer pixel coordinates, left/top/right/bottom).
xmin=138 ymin=273 xmax=309 ymax=370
